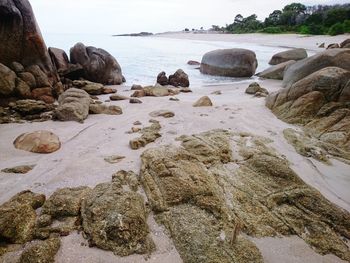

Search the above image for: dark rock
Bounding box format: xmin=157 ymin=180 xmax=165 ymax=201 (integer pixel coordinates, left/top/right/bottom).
xmin=187 ymin=60 xmax=200 ymax=66
xmin=269 ymin=48 xmax=307 ymax=65
xmin=11 ymin=62 xmax=25 ymax=73
xmin=129 ymin=98 xmax=142 ymax=104
xmin=340 ymin=39 xmax=350 ymax=48
xmin=0 ymin=63 xmax=17 ymax=96
xmin=70 ymin=42 xmax=125 ymax=85
xmin=200 ymin=48 xmax=258 ymax=77
xmin=49 ymin=47 xmax=69 ymax=71
xmin=54 ymin=88 xmax=90 ymax=122
xmin=327 ymin=43 xmax=340 ymax=49
xmin=58 ymin=63 xmax=85 ymax=80
xmin=131 ymin=84 xmax=143 ymax=90
xmin=245 ymin=82 xmax=268 ymax=95
xmin=18 ymin=72 xmax=37 ymax=89
xmin=156 ymin=71 xmax=168 ymax=86
xmin=168 ymin=69 xmax=189 ymax=87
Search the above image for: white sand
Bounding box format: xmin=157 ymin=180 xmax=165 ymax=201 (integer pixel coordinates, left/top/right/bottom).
xmin=1 ymin=34 xmax=349 ymax=262
xmin=156 ymin=32 xmax=349 ymax=51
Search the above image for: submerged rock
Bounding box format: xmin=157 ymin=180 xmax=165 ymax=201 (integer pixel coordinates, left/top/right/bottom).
xmin=200 ymin=48 xmax=258 ymax=77
xmin=14 ymin=130 xmax=61 ymax=154
xmin=81 ymin=182 xmax=155 ymax=256
xmin=129 ymin=122 xmax=161 ymax=150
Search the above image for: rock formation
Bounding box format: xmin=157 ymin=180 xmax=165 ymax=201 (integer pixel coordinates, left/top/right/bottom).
xmin=269 ymin=48 xmax=307 ymax=65
xmin=70 ymin=43 xmax=125 ymax=85
xmin=129 ymin=122 xmax=161 ymax=150
xmin=257 ymin=60 xmax=296 ymax=80
xmin=200 ymin=49 xmax=258 ymax=77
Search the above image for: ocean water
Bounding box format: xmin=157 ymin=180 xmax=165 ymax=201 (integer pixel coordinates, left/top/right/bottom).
xmin=43 ymin=33 xmax=295 ymax=87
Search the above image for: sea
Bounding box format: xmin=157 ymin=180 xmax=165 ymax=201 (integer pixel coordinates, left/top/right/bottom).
xmin=43 ymin=33 xmax=298 ymax=87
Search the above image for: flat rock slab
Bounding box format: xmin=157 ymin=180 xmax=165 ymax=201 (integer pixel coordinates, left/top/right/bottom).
xmin=149 ymin=110 xmax=175 ymax=118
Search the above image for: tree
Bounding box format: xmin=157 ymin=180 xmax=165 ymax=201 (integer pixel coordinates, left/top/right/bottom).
xmin=265 ymin=10 xmax=282 ymax=26
xmin=281 ymin=3 xmax=307 ymax=26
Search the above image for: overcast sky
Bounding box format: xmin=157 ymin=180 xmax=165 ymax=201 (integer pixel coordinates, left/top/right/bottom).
xmin=30 ymin=0 xmax=348 ymax=35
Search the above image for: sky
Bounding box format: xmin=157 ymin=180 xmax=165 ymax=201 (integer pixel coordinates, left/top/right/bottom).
xmin=30 ymin=0 xmax=348 ymax=35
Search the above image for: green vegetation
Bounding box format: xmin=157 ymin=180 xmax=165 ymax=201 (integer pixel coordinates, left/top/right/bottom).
xmin=217 ymin=3 xmax=350 ymax=35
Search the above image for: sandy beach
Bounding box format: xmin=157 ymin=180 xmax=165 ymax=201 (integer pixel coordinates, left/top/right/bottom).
xmin=1 ymin=33 xmax=350 ymax=263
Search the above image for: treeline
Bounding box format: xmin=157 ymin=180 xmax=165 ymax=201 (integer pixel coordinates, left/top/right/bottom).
xmin=212 ymin=3 xmax=350 ymax=35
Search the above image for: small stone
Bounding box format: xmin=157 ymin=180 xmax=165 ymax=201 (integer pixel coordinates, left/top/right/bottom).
xmin=193 ymin=96 xmax=213 ymax=107
xmin=131 ymin=84 xmax=143 ymax=90
xmin=132 ymin=127 xmax=142 ymax=133
xmin=104 ymin=155 xmax=126 ymax=164
xmin=1 ymin=165 xmax=35 ymax=174
xmin=211 ymin=90 xmax=222 ymax=95
xmin=130 ymin=98 xmax=142 ymax=104
xmin=110 ymin=94 xmax=128 ymax=101
xmin=169 ymin=97 xmax=179 ymax=101
xmin=149 ymin=110 xmax=175 ymax=118
xmin=133 ymin=121 xmax=142 ymax=125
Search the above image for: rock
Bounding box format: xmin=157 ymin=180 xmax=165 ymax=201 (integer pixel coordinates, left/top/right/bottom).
xmin=55 ymin=88 xmax=91 ymax=122
xmin=104 ymin=155 xmax=125 ymax=164
xmin=1 ymin=165 xmax=35 ymax=174
xmin=245 ymin=82 xmax=268 ymax=95
xmin=133 ymin=121 xmax=142 ymax=125
xmin=156 ymin=71 xmax=168 ymax=86
xmin=168 ymin=69 xmax=190 ymax=87
xmin=257 ymin=60 xmax=296 ymax=80
xmin=179 ymin=87 xmax=192 ymax=93
xmin=31 ymin=87 xmax=54 ymax=103
xmin=42 ymin=187 xmax=91 ymax=218
xmin=58 ymin=63 xmax=85 ymax=80
xmin=102 ymin=87 xmax=116 ymax=94
xmin=269 ymin=48 xmax=307 ymax=65
xmin=149 ymin=110 xmax=175 ymax=118
xmin=11 ymin=62 xmax=25 ymax=73
xmin=131 ymin=127 xmax=141 ymax=133
xmin=18 ymin=72 xmax=37 ymax=89
xmin=110 ymin=94 xmax=129 ymax=101
xmin=129 ymin=122 xmax=161 ymax=150
xmin=267 ymin=67 xmax=350 ymax=157
xmin=15 ymin=78 xmax=32 ymax=98
xmin=130 ymin=90 xmax=146 ymax=98
xmin=48 ymin=47 xmax=69 ymax=71
xmin=131 ymin=84 xmax=143 ymax=90
xmin=26 ymin=65 xmax=51 ymax=88
xmin=0 ymin=63 xmax=17 ymax=96
xmin=0 ymin=0 xmax=57 ymax=84
xmin=200 ymin=48 xmax=258 ymax=77
xmin=19 ymin=237 xmax=61 ymax=263
xmin=144 ymin=85 xmax=171 ymax=97
xmin=187 ymin=60 xmax=200 ymax=65
xmin=112 ymin=170 xmax=139 ymax=192
xmin=89 ymin=104 xmax=123 ymax=115
xmin=254 ymin=92 xmax=268 ymax=98
xmin=129 ymin=98 xmax=142 ymax=104
xmin=81 ymin=182 xmax=155 ymax=256
xmin=0 ymin=191 xmax=44 ymax=244
xmin=72 ymin=80 xmax=104 ymax=95
xmin=327 ymin=43 xmax=340 ymax=49
xmin=14 ymin=130 xmax=61 ymax=154
xmin=318 ymin=43 xmax=325 ymax=48
xmin=211 ymin=90 xmax=222 ymax=95
xmin=169 ymin=97 xmax=179 ymax=101
xmin=193 ymin=96 xmax=213 ymax=107
xmin=70 ymin=42 xmax=125 ymax=85
xmin=340 ymin=39 xmax=350 ymax=48
xmin=9 ymin=99 xmax=51 ymax=116
xmin=283 ymin=48 xmax=350 ymax=89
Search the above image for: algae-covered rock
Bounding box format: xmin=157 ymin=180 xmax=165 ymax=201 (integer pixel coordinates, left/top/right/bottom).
xmin=5 ymin=190 xmax=45 ymax=210
xmin=1 ymin=165 xmax=35 ymax=174
xmin=81 ymin=182 xmax=154 ymax=256
xmin=19 ymin=237 xmax=61 ymax=263
xmin=41 ymin=186 xmax=91 ymax=218
xmin=112 ymin=170 xmax=140 ymax=192
xmin=129 ymin=122 xmax=161 ymax=150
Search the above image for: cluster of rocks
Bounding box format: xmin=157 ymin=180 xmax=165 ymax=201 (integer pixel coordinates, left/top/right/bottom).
xmin=245 ymin=82 xmax=269 ymax=97
xmin=324 ymin=38 xmax=350 ymax=49
xmin=130 ymin=83 xmax=191 ymax=99
xmin=129 ymin=121 xmax=162 ymax=150
xmin=266 ymin=48 xmax=350 ymax=161
xmin=156 ymin=69 xmax=190 ymax=87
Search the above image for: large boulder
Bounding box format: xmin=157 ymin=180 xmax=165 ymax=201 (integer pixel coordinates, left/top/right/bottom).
xmin=257 ymin=60 xmax=296 ymax=80
xmin=267 ymin=66 xmax=350 ymax=154
xmin=283 ymin=48 xmax=350 ymax=89
xmin=168 ymin=69 xmax=190 ymax=87
xmin=70 ymin=42 xmax=125 ymax=85
xmin=269 ymin=48 xmax=307 ymax=65
xmin=14 ymin=130 xmax=61 ymax=154
xmin=54 ymin=88 xmax=91 ymax=122
xmin=0 ymin=0 xmax=57 ymax=84
xmin=200 ymin=48 xmax=258 ymax=77
xmin=48 ymin=47 xmax=69 ymax=71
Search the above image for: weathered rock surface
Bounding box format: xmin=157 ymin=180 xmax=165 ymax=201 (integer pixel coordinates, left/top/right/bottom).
xmin=48 ymin=47 xmax=69 ymax=72
xmin=110 ymin=94 xmax=129 ymax=101
xmin=245 ymin=82 xmax=268 ymax=95
xmin=141 ymin=130 xmax=350 ymax=262
xmin=200 ymin=48 xmax=258 ymax=77
xmin=1 ymin=165 xmax=35 ymax=174
xmin=0 ymin=191 xmax=45 ymax=244
xmin=72 ymin=80 xmax=104 ymax=95
xmin=168 ymin=69 xmax=190 ymax=87
xmin=42 ymin=187 xmax=91 ymax=218
xmin=81 ymin=182 xmax=155 ymax=256
xmin=129 ymin=98 xmax=142 ymax=104
xmin=193 ymin=96 xmax=213 ymax=107
xmin=269 ymin=48 xmax=307 ymax=65
xmin=149 ymin=110 xmax=175 ymax=118
xmin=340 ymin=38 xmax=350 ymax=48
xmin=19 ymin=237 xmax=61 ymax=263
xmin=9 ymin=100 xmax=52 ymax=116
xmin=283 ymin=48 xmax=350 ymax=89
xmin=70 ymin=42 xmax=125 ymax=85
xmin=89 ymin=104 xmax=122 ymax=115
xmin=0 ymin=63 xmax=17 ymax=96
xmin=257 ymin=60 xmax=296 ymax=80
xmin=14 ymin=130 xmax=61 ymax=154
xmin=129 ymin=122 xmax=161 ymax=150
xmin=54 ymin=88 xmax=90 ymax=122
xmin=156 ymin=72 xmax=168 ymax=86
xmin=0 ymin=0 xmax=57 ymax=84
xmin=267 ymin=66 xmax=350 ymax=160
